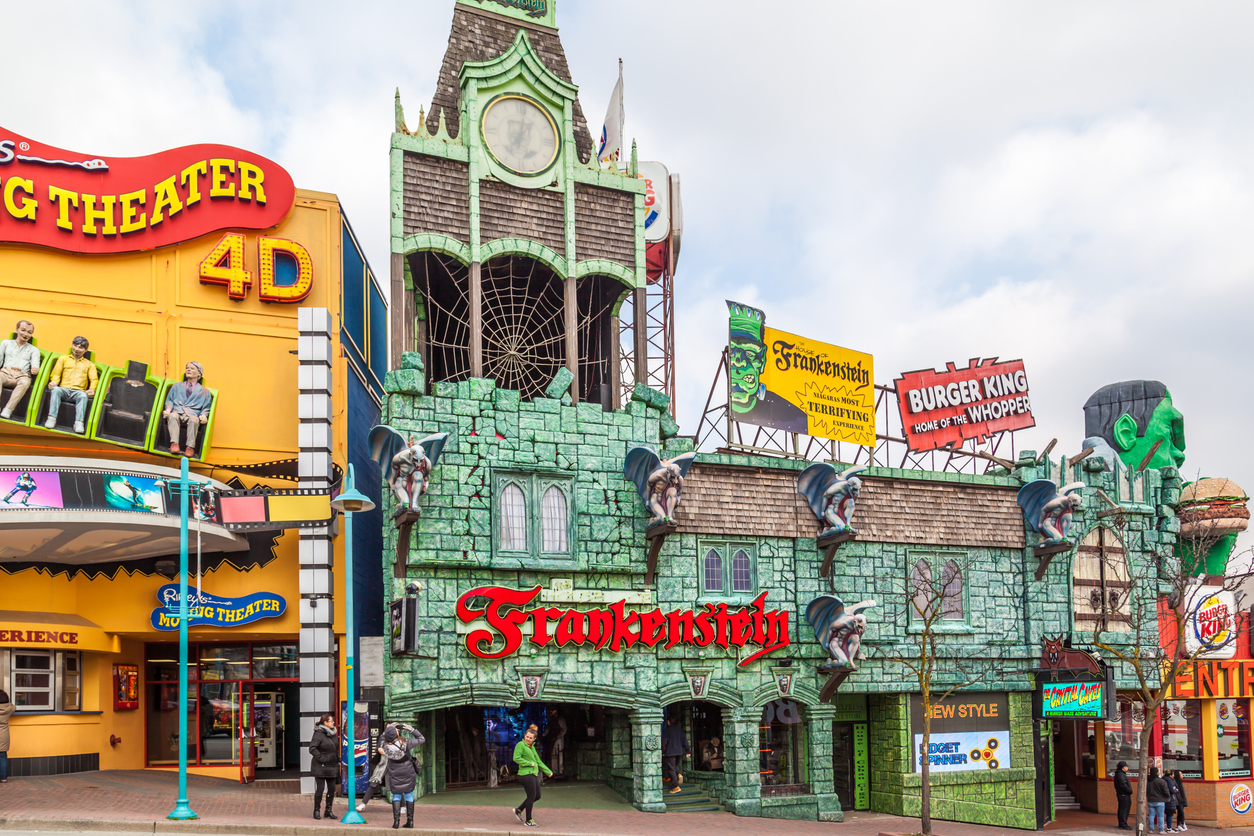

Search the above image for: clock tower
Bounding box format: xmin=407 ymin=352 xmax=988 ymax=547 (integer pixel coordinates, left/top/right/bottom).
xmin=390 ymin=0 xmax=647 ymax=407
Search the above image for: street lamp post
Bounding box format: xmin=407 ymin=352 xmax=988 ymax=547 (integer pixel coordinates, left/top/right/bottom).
xmin=168 ymin=455 xmax=198 ymax=821
xmin=330 ymin=464 xmax=375 ymax=825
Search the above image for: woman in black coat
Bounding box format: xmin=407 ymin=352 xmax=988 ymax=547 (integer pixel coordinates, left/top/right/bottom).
xmin=1171 ymin=769 xmax=1189 ymax=831
xmin=308 ymin=714 xmax=340 ymax=820
xmin=381 ymin=723 xmax=426 ymax=829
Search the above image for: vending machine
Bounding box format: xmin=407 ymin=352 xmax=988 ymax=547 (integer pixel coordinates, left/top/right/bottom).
xmin=252 ymin=692 xmax=285 ymax=770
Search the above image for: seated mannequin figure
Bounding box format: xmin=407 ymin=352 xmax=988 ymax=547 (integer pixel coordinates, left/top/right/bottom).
xmin=0 ymin=320 xmax=41 ymax=421
xmin=163 ymin=361 xmax=211 ymax=457
xmin=44 ymin=336 xmax=98 ymax=434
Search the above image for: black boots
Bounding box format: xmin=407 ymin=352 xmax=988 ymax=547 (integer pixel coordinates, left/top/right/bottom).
xmin=392 ymin=797 xmax=402 ymax=829
xmin=324 ymin=797 xmax=334 ymax=820
xmin=313 ymin=794 xmax=322 ymax=820
xmin=403 ymin=800 xmax=415 ymax=828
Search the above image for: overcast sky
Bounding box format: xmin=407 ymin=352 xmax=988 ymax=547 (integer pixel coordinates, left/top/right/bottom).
xmin=8 ymin=1 xmax=1254 ymax=563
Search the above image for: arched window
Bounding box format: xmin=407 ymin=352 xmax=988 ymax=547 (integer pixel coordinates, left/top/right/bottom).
xmin=731 ymin=549 xmax=753 ymax=592
xmin=941 ymin=559 xmax=964 ymax=620
xmin=911 ymin=558 xmax=932 ymax=620
xmin=704 ymin=549 xmax=724 ymax=593
xmin=541 ymin=485 xmax=568 ymax=552
xmin=760 ymin=699 xmax=808 ymax=794
xmin=500 ymin=483 xmax=527 ymax=551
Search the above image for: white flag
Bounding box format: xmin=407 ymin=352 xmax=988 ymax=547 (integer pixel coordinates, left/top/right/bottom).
xmin=597 ymin=61 xmax=624 ymax=165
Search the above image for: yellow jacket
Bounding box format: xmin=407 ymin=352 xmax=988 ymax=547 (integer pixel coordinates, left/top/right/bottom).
xmin=49 ymin=354 xmax=98 ymax=394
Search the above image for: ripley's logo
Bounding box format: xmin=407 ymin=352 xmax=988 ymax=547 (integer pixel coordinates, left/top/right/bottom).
xmin=456 ymin=586 xmax=790 ymax=666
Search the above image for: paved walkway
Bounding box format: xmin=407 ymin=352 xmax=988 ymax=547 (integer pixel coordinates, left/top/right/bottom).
xmin=0 ymin=771 xmax=1248 ymax=835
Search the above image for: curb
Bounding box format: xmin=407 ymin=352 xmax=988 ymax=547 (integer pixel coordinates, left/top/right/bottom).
xmin=0 ymin=821 xmax=615 ymax=836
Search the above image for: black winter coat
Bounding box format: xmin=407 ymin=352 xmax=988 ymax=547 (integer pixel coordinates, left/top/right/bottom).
xmin=1175 ymin=778 xmax=1189 ymax=807
xmin=1146 ymin=776 xmax=1171 ymax=803
xmin=1114 ymin=770 xmax=1133 ymax=798
xmin=382 ymin=734 xmax=425 ymax=794
xmin=309 ymin=724 xmax=340 ymax=779
xmin=1164 ymin=777 xmax=1179 ymax=811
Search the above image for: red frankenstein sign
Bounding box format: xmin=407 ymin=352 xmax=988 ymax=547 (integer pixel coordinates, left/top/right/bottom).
xmin=895 ymin=357 xmax=1035 ymax=454
xmin=0 ymin=126 xmax=296 ymax=254
xmin=456 ymin=586 xmax=790 ymax=666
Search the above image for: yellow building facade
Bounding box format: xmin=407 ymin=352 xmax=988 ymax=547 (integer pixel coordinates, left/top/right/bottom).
xmin=0 ymin=129 xmax=387 ymax=790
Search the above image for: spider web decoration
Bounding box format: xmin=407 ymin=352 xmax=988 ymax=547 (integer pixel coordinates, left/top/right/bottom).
xmin=577 ymin=274 xmax=627 ymax=405
xmin=413 ymin=251 xmax=471 ymax=386
xmin=482 ymin=255 xmax=567 ymax=400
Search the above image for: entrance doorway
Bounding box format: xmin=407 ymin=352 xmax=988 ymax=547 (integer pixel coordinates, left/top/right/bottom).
xmin=441 ymin=702 xmax=608 ymax=790
xmin=833 ymin=722 xmax=855 ymax=810
xmin=144 ymin=641 xmax=298 ymax=772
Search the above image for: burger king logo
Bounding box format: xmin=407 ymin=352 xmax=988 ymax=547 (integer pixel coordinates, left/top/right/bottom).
xmin=1233 ymin=783 xmax=1253 ymax=815
xmin=1221 ymin=703 xmax=1231 ymax=720
xmin=1193 ymin=594 xmax=1234 ymax=650
xmin=1238 ymin=703 xmax=1248 ymax=719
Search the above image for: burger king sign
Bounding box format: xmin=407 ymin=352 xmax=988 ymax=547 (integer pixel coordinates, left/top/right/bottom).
xmin=1185 ymin=586 xmax=1237 ymax=659
xmin=1232 ymin=783 xmax=1253 ymax=815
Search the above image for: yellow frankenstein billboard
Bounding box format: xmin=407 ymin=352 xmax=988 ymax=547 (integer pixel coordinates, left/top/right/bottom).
xmin=726 ymin=301 xmax=875 ymax=445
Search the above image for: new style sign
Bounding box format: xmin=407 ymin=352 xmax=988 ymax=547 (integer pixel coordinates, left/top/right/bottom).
xmin=727 ymin=301 xmax=875 ymax=445
xmin=895 ymin=358 xmax=1035 ymax=453
xmin=150 ymin=584 xmax=286 ymax=630
xmin=910 ymin=693 xmax=1011 ymax=774
xmin=456 ymin=585 xmax=790 ymax=666
xmin=0 ymin=126 xmax=295 ymax=255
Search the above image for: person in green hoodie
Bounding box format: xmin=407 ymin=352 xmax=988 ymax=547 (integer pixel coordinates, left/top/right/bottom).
xmin=511 ymin=723 xmax=552 ymax=827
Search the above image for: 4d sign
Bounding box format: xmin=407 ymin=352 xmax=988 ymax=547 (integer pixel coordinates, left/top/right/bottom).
xmin=0 ymin=126 xmax=295 ymax=255
xmin=457 ymin=586 xmax=790 ymax=666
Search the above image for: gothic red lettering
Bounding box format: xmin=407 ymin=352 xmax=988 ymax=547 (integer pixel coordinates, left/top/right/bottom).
xmin=455 ymin=587 xmax=792 ymax=667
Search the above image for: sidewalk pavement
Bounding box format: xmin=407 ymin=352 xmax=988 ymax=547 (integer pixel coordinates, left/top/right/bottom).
xmin=0 ymin=770 xmax=1247 ymax=836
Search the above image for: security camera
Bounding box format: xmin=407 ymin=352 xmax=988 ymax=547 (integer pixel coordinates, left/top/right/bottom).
xmin=405 ymin=581 xmax=423 ymax=596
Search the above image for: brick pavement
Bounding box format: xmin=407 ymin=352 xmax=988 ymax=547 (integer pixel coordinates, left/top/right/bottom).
xmin=0 ymin=771 xmax=1247 ymax=836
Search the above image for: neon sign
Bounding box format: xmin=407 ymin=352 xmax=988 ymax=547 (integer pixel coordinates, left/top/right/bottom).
xmin=1039 ymin=681 xmax=1106 ymax=718
xmin=455 ymin=585 xmax=790 ymax=666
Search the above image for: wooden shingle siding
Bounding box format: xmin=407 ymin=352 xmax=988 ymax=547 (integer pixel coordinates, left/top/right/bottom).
xmin=403 ymin=153 xmax=471 ymax=244
xmin=677 ymin=463 xmax=1026 ymax=549
xmin=428 ymin=4 xmax=595 ymax=164
xmin=479 ymin=180 xmax=565 ymax=253
xmin=574 ymin=184 xmax=635 ymax=267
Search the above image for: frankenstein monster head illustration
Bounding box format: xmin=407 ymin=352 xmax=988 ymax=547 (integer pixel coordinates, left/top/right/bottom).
xmin=727 ymin=301 xmax=767 ymax=414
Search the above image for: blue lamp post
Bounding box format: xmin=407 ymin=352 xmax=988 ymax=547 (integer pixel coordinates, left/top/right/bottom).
xmin=330 ymin=464 xmax=375 ymax=825
xmin=167 ymin=456 xmax=198 ymax=821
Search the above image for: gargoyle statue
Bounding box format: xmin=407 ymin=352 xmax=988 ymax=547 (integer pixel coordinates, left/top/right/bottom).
xmin=368 ymin=425 xmax=449 ymax=512
xmin=623 ymin=447 xmax=697 ymax=527
xmin=806 ymin=595 xmax=876 ymax=670
xmin=1017 ymin=479 xmax=1084 ymax=546
xmin=797 ymin=464 xmax=869 ymax=536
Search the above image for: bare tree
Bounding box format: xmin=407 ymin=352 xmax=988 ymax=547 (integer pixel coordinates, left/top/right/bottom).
xmin=1085 ymin=476 xmax=1251 ymax=830
xmin=867 ymin=551 xmax=1014 ymax=836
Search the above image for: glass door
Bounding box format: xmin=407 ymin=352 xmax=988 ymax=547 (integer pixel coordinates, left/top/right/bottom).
xmin=832 ymin=722 xmax=855 ymax=811
xmin=199 ymin=682 xmax=240 ymax=764
xmin=239 ymin=683 xmax=256 ymax=783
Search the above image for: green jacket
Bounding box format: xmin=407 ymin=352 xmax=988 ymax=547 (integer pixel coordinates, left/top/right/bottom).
xmin=513 ymin=740 xmax=552 ymax=777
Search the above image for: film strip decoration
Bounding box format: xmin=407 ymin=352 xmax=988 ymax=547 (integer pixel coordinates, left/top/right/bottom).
xmin=296 ymin=307 xmax=336 ymax=795
xmin=214 ymin=486 xmax=334 ymax=531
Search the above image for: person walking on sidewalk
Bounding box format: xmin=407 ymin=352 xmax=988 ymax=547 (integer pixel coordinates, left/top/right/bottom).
xmin=662 ymin=715 xmax=690 ymax=794
xmin=512 ymin=724 xmax=552 ymax=827
xmin=357 ymin=725 xmax=392 ymax=813
xmin=309 ymin=713 xmax=339 ymax=820
xmin=382 ymin=722 xmax=425 ymax=829
xmin=1114 ymin=761 xmax=1133 ymax=830
xmin=0 ymin=689 xmax=14 ymax=783
xmin=1146 ymin=766 xmax=1170 ymax=833
xmin=1171 ymin=769 xmax=1189 ymax=831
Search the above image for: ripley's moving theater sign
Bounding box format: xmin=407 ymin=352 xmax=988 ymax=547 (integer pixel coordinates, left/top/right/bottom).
xmin=0 ymin=126 xmax=309 ymax=303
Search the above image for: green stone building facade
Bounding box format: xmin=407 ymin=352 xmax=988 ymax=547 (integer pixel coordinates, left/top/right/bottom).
xmin=380 ymin=0 xmax=1183 ymax=827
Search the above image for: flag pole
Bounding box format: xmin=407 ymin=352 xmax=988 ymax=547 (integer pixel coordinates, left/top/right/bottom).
xmin=617 ymin=58 xmax=624 ymax=165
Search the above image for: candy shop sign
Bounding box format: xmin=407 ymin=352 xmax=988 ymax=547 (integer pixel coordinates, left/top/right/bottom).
xmin=456 ymin=586 xmax=790 ymax=666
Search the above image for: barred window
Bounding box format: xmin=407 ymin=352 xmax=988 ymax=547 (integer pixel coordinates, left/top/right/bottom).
xmin=541 ymin=486 xmax=568 ymax=552
xmin=911 ymin=559 xmax=933 ymax=620
xmin=500 ymin=483 xmax=527 ymax=551
xmin=732 ymin=549 xmax=753 ymax=592
xmin=704 ymin=549 xmax=724 ymax=593
xmin=941 ymin=559 xmax=964 ymax=620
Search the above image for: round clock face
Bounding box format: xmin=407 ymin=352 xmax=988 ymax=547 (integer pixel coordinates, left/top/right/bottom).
xmin=481 ymin=95 xmax=559 ymax=175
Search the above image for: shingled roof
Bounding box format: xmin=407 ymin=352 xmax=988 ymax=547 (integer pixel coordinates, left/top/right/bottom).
xmin=677 ymin=463 xmax=1026 ymax=550
xmin=426 ymin=3 xmax=595 ymax=164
